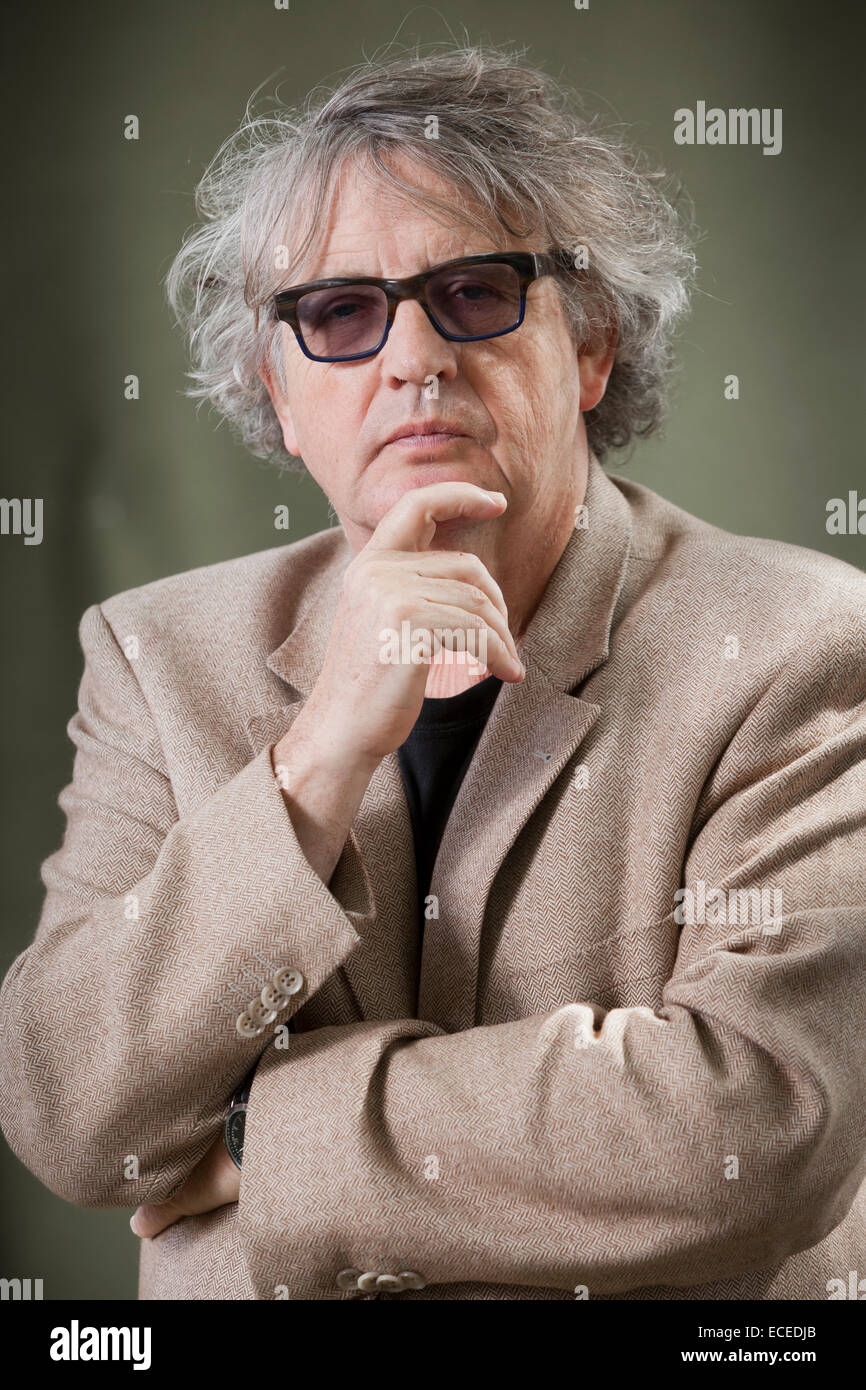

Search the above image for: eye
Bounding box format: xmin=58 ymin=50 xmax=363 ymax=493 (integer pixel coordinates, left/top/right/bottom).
xmin=299 ymin=287 xmax=382 ymax=330
xmin=337 ymin=297 xmax=369 ymax=317
xmin=447 ymin=278 xmax=502 ymax=302
xmin=315 ymin=295 xmax=367 ymax=324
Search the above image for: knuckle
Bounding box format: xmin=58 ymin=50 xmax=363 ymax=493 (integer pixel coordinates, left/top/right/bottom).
xmin=463 ymin=553 xmax=487 ymax=583
xmin=393 ymin=599 xmax=416 ymax=626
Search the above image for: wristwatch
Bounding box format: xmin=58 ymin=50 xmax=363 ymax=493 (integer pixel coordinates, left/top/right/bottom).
xmin=224 ymin=1074 xmax=254 ymax=1170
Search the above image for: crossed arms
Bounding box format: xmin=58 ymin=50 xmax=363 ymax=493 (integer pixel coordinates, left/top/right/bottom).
xmin=1 ymin=599 xmax=865 ymax=1297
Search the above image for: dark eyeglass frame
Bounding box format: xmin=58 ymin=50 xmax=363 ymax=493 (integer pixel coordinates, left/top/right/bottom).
xmin=271 ymin=249 xmax=577 ymax=363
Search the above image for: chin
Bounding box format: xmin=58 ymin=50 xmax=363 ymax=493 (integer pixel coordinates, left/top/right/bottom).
xmin=370 ymin=466 xmax=494 ymax=515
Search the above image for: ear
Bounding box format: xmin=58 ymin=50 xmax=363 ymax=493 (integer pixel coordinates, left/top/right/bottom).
xmin=577 ymin=331 xmax=616 ymax=413
xmin=258 ymin=342 xmax=301 ymax=457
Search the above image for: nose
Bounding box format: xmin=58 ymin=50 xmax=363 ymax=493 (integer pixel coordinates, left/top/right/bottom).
xmin=378 ymin=297 xmax=459 ymax=387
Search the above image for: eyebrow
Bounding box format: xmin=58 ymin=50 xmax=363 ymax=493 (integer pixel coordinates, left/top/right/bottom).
xmin=301 ymin=268 xmax=376 ymax=282
xmin=297 ymin=254 xmax=497 ymax=284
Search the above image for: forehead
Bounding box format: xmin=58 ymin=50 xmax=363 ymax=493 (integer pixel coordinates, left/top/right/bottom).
xmin=291 ymin=151 xmax=538 ymax=282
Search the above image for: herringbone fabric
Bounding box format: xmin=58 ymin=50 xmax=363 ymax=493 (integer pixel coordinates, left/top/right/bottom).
xmin=2 ymin=455 xmax=865 ymax=1301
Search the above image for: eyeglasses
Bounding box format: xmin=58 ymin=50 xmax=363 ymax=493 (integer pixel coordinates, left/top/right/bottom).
xmin=271 ymin=250 xmax=575 ymax=363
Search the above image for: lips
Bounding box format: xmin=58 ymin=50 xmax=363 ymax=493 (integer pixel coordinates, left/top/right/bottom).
xmin=384 ymin=420 xmax=468 ymax=446
xmin=387 ymin=431 xmax=464 ymax=448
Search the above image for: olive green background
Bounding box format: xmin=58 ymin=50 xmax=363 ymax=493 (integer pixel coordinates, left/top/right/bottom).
xmin=1 ymin=0 xmax=863 ymax=1301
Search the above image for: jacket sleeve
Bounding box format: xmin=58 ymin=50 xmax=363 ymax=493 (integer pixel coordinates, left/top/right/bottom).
xmin=0 ymin=602 xmax=368 ymax=1208
xmin=237 ymin=613 xmax=866 ymax=1298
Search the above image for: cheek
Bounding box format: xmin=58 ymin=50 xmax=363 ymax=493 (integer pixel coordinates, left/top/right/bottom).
xmin=480 ymin=340 xmax=575 ymax=447
xmin=289 ymin=364 xmax=362 ymax=454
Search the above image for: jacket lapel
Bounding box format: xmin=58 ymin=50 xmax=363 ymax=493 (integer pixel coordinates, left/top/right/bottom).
xmin=416 ymin=456 xmax=633 ymax=1030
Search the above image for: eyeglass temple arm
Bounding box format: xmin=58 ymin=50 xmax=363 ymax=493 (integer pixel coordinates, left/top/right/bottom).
xmin=534 ymin=249 xmax=580 ymax=277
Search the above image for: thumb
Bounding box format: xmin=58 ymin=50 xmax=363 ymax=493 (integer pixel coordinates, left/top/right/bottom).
xmin=369 ymin=480 xmax=507 ymax=553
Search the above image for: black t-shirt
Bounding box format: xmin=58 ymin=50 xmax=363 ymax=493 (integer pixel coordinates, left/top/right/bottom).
xmin=397 ymin=673 xmax=503 ymax=929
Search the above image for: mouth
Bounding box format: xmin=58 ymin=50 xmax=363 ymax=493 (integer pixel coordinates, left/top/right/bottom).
xmin=383 ymin=417 xmax=469 ymax=450
xmin=386 ymin=433 xmax=467 ymax=450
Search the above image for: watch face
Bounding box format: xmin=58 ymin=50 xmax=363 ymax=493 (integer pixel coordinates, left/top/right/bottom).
xmin=226 ymin=1107 xmax=246 ymax=1167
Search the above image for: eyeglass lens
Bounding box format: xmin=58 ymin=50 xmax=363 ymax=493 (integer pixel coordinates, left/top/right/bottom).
xmin=295 ymin=261 xmax=523 ymax=358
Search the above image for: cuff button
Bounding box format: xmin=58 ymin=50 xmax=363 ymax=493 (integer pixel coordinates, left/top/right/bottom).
xmin=274 ymin=967 xmax=304 ymax=996
xmin=236 ymin=1011 xmax=262 ymax=1038
xmin=261 ymin=983 xmax=290 ymax=1011
xmin=250 ymin=999 xmax=278 ymax=1026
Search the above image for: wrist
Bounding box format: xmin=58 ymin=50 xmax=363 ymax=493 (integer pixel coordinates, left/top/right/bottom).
xmin=271 ymin=708 xmax=379 ymax=886
xmin=224 ymin=1071 xmax=254 ymax=1170
xmin=273 ymin=711 xmax=380 ymax=790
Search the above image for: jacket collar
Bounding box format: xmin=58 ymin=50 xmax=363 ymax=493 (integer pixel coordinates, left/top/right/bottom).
xmin=510 ymin=450 xmax=632 ymax=690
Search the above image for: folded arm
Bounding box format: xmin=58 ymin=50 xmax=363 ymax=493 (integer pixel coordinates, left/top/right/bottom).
xmin=0 ymin=603 xmax=368 ymax=1207
xmin=239 ymin=615 xmax=866 ymax=1297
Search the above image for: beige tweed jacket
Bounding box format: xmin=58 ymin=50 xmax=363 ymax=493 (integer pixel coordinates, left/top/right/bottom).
xmin=2 ymin=455 xmax=865 ymax=1301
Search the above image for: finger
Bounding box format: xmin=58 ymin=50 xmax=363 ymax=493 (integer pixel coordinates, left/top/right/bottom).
xmin=422 ymin=604 xmax=524 ymax=683
xmin=394 ymin=550 xmax=511 ymax=628
xmin=413 ymin=578 xmax=520 ymax=666
xmin=368 ymin=481 xmax=507 ymax=554
xmin=130 ymin=1202 xmax=183 ymax=1239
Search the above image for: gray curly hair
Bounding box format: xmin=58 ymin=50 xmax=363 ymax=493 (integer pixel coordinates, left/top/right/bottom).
xmin=165 ymin=41 xmax=697 ymax=467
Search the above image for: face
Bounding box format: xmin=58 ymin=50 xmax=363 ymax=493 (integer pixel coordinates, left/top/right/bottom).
xmin=260 ymin=153 xmax=613 ymax=624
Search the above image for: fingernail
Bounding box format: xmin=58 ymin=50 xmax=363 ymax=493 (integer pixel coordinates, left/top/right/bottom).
xmin=486 ymin=490 xmax=506 ymax=503
xmin=130 ymin=1214 xmax=141 ymax=1235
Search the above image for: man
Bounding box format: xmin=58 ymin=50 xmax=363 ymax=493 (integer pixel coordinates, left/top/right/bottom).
xmin=1 ymin=44 xmax=865 ymax=1301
